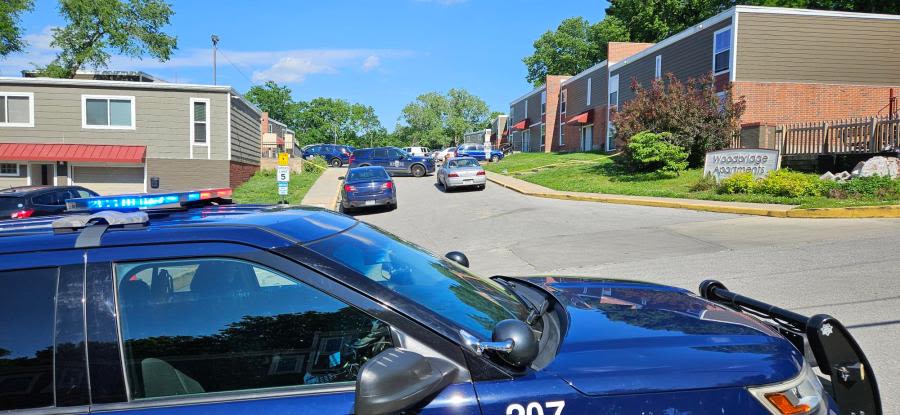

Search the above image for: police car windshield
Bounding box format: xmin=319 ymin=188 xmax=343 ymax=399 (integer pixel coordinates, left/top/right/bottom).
xmin=307 ymin=223 xmax=529 ymax=339
xmin=347 ymin=169 xmax=389 ymax=181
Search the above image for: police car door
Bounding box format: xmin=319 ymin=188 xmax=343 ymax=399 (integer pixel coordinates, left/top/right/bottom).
xmin=84 ymin=242 xmax=482 ymax=415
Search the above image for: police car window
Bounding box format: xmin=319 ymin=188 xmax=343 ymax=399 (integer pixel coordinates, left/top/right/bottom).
xmin=0 ymin=268 xmax=57 ymax=410
xmin=347 ymin=169 xmax=388 ymax=181
xmin=307 ymin=223 xmax=529 ymax=339
xmin=114 ymin=258 xmax=392 ymax=400
xmin=373 ymin=149 xmax=387 ymax=158
xmin=32 ymin=192 xmax=56 ymax=205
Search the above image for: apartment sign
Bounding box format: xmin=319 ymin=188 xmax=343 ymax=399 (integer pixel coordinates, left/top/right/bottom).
xmin=703 ymin=149 xmax=780 ymax=181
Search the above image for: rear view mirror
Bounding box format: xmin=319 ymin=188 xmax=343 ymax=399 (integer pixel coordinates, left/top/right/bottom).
xmin=338 ymin=176 xmax=345 ymax=180
xmin=355 ymin=348 xmax=457 ymax=415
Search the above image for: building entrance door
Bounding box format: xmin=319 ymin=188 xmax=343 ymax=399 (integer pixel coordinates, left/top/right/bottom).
xmin=581 ymin=125 xmax=593 ymax=151
xmin=30 ymin=163 xmax=53 ymax=185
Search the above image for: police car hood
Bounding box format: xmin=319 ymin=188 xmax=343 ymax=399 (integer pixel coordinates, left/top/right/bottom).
xmin=521 ymin=276 xmax=803 ymax=396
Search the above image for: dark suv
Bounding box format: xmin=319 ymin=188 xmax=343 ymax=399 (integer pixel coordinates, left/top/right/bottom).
xmin=0 ymin=186 xmax=98 ymax=219
xmin=349 ymin=147 xmax=435 ymax=177
xmin=301 ymin=144 xmax=355 ymax=167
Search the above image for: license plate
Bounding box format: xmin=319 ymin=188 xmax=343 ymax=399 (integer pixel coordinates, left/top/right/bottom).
xmin=364 ymin=200 xmax=377 ymax=206
xmin=463 ymin=179 xmax=474 ymax=183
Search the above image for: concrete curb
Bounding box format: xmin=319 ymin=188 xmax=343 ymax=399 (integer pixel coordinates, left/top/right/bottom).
xmin=486 ymin=173 xmax=900 ymax=219
xmin=300 ymin=168 xmax=344 ymax=211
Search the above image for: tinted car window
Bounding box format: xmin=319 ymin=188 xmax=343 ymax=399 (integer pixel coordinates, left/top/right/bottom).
xmin=0 ymin=268 xmax=58 ymax=410
xmin=32 ymin=192 xmax=60 ymax=206
xmin=454 ymin=158 xmax=480 ymax=167
xmin=115 ymin=258 xmax=392 ymax=399
xmin=0 ymin=196 xmax=25 ymax=211
xmin=347 ymin=169 xmax=389 ymax=181
xmin=307 ymin=223 xmax=528 ymax=339
xmin=373 ymin=149 xmax=388 ymax=159
xmin=389 ymin=148 xmax=405 ymax=158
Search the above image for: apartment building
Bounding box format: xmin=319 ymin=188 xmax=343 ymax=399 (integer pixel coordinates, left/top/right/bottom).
xmin=260 ymin=113 xmax=296 ymax=158
xmin=0 ymin=76 xmax=263 ymax=194
xmin=510 ymin=6 xmax=900 ymax=153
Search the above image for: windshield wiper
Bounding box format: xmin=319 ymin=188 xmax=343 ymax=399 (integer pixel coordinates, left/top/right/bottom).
xmin=525 ymin=298 xmax=549 ymax=325
xmin=495 ymin=278 xmax=548 ymax=326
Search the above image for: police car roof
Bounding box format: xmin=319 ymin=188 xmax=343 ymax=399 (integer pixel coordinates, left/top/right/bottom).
xmin=0 ymin=185 xmax=62 ymax=196
xmin=0 ymin=204 xmax=358 ymax=254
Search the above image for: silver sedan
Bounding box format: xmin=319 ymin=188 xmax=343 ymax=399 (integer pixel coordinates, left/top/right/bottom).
xmin=436 ymin=157 xmax=486 ymax=191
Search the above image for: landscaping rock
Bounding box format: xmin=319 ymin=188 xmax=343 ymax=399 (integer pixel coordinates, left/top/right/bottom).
xmin=835 ymin=171 xmax=851 ymax=181
xmin=819 ymin=172 xmax=835 ymax=181
xmin=851 ymin=156 xmax=900 ymax=178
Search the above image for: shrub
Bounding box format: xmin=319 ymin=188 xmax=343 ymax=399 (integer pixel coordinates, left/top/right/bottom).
xmin=825 ymin=176 xmax=900 ymax=199
xmin=613 ymin=73 xmax=745 ymax=167
xmin=303 ymin=156 xmax=328 ymax=173
xmin=620 ymin=131 xmax=688 ymax=175
xmin=690 ymin=173 xmax=718 ymax=192
xmin=717 ymin=172 xmax=757 ymax=194
xmin=754 ymin=170 xmax=823 ymax=198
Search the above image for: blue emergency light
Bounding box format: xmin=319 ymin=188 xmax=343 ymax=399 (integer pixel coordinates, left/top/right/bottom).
xmin=66 ymin=188 xmax=233 ymax=212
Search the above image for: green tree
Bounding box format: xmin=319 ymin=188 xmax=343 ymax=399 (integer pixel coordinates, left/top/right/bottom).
xmin=523 ymin=16 xmax=630 ymax=87
xmin=295 ymin=98 xmax=385 ymax=147
xmin=398 ymin=89 xmax=490 ymax=148
xmin=245 ymin=81 xmax=301 ymax=128
xmin=605 ymin=0 xmax=730 ymax=44
xmin=446 ymin=88 xmax=490 ymax=144
xmin=0 ymin=0 xmax=33 ymax=57
xmin=38 ymin=0 xmax=177 ymax=78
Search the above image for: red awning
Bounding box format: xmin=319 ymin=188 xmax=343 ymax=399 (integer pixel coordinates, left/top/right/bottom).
xmin=568 ymin=111 xmax=592 ymax=124
xmin=0 ymin=143 xmax=146 ymax=164
xmin=512 ymin=119 xmax=528 ymax=130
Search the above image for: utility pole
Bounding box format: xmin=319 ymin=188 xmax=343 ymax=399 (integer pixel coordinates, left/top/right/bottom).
xmin=211 ymin=34 xmax=220 ymax=85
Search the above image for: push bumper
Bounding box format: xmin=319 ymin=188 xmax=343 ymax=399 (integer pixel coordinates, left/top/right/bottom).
xmin=700 ymin=280 xmax=882 ymax=415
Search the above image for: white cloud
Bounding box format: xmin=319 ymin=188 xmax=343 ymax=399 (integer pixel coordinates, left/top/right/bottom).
xmin=252 ymin=56 xmax=334 ymax=83
xmin=362 ymin=55 xmax=381 ymax=72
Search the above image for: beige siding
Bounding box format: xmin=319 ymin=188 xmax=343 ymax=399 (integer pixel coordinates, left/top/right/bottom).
xmin=146 ymin=158 xmax=230 ymax=193
xmin=0 ymin=83 xmax=230 ymax=160
xmin=71 ymin=166 xmax=144 ymax=195
xmin=0 ymin=162 xmax=27 ymax=188
xmin=616 ymin=19 xmax=732 ymax=103
xmin=735 ymin=12 xmax=900 ymax=85
xmin=230 ymin=98 xmax=261 ymax=166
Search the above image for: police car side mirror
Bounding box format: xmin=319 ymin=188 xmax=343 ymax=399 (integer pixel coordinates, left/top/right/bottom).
xmin=460 ymin=319 xmax=538 ymax=369
xmin=355 ymin=348 xmax=457 ymax=415
xmin=445 ymin=251 xmax=469 ymax=267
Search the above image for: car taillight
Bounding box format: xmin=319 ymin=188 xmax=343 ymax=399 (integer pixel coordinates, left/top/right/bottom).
xmin=382 ymin=181 xmax=393 ymax=189
xmin=349 ymin=154 xmax=356 ymax=164
xmin=11 ymin=209 xmax=34 ymax=219
xmin=476 ymin=170 xmax=485 ymax=176
xmin=448 ymin=173 xmax=459 ymax=177
xmin=344 ymin=184 xmax=356 ymax=192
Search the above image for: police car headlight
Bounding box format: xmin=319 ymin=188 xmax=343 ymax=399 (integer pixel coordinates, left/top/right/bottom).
xmin=749 ymin=362 xmax=827 ymax=415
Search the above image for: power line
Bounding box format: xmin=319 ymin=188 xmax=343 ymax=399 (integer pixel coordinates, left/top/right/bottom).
xmin=217 ymin=49 xmax=256 ymax=86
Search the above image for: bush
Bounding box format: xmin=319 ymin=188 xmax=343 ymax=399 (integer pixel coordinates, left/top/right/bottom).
xmin=717 ymin=172 xmax=757 ymax=194
xmin=303 ymin=156 xmax=328 ymax=173
xmin=620 ymin=131 xmax=688 ymax=175
xmin=826 ymin=176 xmax=900 ymax=199
xmin=613 ymin=73 xmax=745 ymax=167
xmin=754 ymin=170 xmax=823 ymax=198
xmin=690 ymin=173 xmax=718 ymax=192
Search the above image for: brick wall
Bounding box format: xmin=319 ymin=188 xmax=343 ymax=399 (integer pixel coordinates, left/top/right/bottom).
xmin=733 ymin=82 xmax=898 ymax=125
xmin=608 ymin=42 xmax=655 ymax=64
xmin=230 ymin=160 xmax=259 ymax=189
xmin=557 ymin=107 xmax=609 ymax=152
xmin=544 ymin=75 xmax=569 ymax=152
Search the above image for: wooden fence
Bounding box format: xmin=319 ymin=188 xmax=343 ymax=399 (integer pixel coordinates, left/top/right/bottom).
xmin=777 ymin=114 xmax=900 ymax=155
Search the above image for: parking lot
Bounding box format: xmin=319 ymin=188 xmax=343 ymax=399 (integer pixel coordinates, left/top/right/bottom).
xmin=357 ymin=174 xmax=900 ymax=413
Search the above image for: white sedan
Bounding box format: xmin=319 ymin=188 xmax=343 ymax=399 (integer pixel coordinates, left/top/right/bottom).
xmin=436 ymin=157 xmax=486 ymax=191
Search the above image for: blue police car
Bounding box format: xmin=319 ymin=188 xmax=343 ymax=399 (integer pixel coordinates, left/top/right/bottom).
xmin=456 ymin=143 xmax=504 ymax=162
xmin=0 ymin=190 xmax=881 ymax=415
xmin=350 ymin=146 xmax=435 ymax=177
xmin=302 ymin=144 xmax=355 ymax=167
xmin=339 ymin=166 xmax=397 ymax=212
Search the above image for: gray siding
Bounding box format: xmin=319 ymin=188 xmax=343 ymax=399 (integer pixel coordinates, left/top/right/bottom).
xmin=616 ymin=18 xmax=733 ymax=103
xmin=526 ymin=93 xmax=543 ymax=125
xmin=563 ymin=66 xmax=609 ymax=116
xmin=146 ymin=158 xmax=230 ymax=193
xmin=230 ymin=97 xmax=262 ymax=166
xmin=0 ymin=83 xmax=230 ymax=160
xmin=735 ymin=12 xmax=900 ymax=86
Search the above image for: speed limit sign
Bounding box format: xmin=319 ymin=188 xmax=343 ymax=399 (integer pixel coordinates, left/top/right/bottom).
xmin=276 ymin=166 xmax=290 ymax=183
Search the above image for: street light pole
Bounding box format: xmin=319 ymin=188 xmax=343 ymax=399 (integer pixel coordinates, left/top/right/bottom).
xmin=211 ymin=34 xmax=220 ymax=85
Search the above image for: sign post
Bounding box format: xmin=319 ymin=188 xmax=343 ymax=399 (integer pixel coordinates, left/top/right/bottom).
xmin=276 ymin=153 xmax=290 ymax=204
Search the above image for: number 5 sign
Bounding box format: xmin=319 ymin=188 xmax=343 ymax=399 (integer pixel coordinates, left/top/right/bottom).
xmin=276 ymin=166 xmax=290 ymax=183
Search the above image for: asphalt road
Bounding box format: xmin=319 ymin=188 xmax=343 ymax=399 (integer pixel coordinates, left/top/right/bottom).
xmin=354 ymin=174 xmax=900 ymax=413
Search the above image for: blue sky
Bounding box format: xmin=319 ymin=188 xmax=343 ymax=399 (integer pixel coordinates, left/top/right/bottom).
xmin=7 ymin=0 xmax=607 ymax=130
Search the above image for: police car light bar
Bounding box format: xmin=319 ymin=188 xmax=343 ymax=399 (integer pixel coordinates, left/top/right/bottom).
xmin=66 ymin=188 xmax=233 ymax=212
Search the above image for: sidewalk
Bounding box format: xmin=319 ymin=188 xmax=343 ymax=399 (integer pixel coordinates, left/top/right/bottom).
xmin=300 ymin=167 xmax=344 ymax=210
xmin=486 ymin=172 xmax=900 ymax=218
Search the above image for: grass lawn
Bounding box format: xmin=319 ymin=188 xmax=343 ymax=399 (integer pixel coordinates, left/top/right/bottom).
xmin=490 ymin=152 xmax=900 ymax=209
xmin=233 ymin=168 xmax=323 ymax=204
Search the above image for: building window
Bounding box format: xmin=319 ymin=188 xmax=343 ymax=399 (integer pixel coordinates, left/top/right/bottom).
xmin=655 ymin=55 xmax=662 ymax=79
xmin=713 ymin=27 xmax=732 ymax=74
xmin=83 ymin=95 xmax=135 ymax=129
xmin=587 ymin=78 xmax=592 ymax=106
xmin=540 ymin=90 xmax=546 ymax=114
xmin=524 ymin=98 xmax=528 ymax=117
xmin=0 ymin=92 xmax=34 ymax=127
xmin=607 ymin=74 xmax=619 ymax=151
xmin=560 ymin=89 xmax=567 ymax=114
xmin=190 ymin=98 xmax=210 ymax=145
xmin=0 ymin=163 xmax=18 ymax=176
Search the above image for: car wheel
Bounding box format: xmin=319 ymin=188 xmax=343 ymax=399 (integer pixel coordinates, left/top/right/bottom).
xmin=330 ymin=158 xmax=342 ymax=168
xmin=478 ymin=184 xmax=486 ymax=191
xmin=359 ymin=163 xmax=370 ymax=167
xmin=490 ymin=155 xmax=500 ymax=163
xmin=411 ymin=164 xmax=426 ymax=177
xmin=390 ymin=201 xmax=398 ymax=211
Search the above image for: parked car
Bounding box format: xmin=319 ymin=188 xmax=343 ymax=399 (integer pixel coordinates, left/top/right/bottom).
xmin=0 ymin=185 xmax=98 ymax=219
xmin=436 ymin=157 xmax=486 ymax=191
xmin=349 ymin=146 xmax=435 ymax=177
xmin=402 ymin=146 xmax=430 ymax=157
xmin=434 ymin=147 xmax=457 ymax=163
xmin=339 ymin=166 xmax=397 ymax=212
xmin=456 ymin=143 xmax=504 ymax=162
xmin=301 ymin=144 xmax=355 ymax=167
xmin=0 ymin=190 xmax=879 ymax=415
